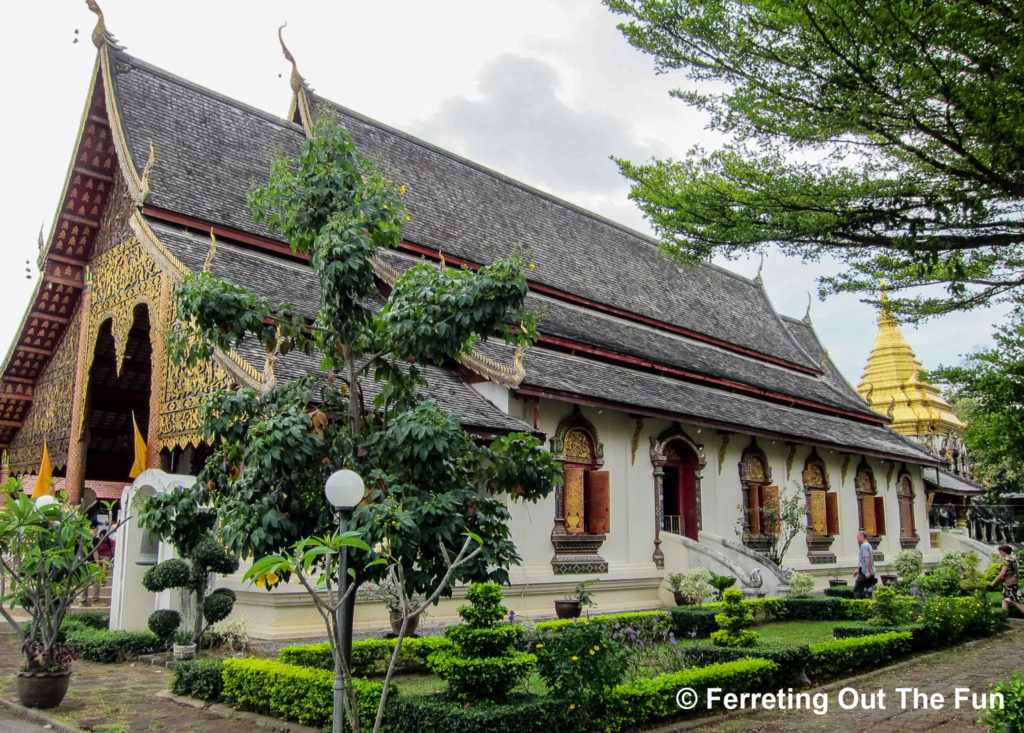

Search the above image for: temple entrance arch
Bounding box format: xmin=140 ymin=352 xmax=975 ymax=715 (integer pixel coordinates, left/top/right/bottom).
xmin=80 ymin=303 xmax=153 ymax=483
xmin=650 ymin=426 xmax=705 ymax=567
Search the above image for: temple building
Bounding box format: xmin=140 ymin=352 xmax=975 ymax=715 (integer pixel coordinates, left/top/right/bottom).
xmin=2 ymin=9 xmax=956 ymax=635
xmin=857 ymin=292 xmax=989 ymax=546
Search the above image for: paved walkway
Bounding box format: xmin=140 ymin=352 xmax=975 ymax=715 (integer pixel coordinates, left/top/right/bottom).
xmin=683 ymin=622 xmax=1024 ymax=733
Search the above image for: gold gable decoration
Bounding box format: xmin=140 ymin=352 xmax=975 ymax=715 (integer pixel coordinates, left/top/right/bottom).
xmin=7 ymin=311 xmax=80 ymax=474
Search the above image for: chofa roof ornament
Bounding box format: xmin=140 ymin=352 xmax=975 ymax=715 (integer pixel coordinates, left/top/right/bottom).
xmin=278 ymin=22 xmax=313 ymax=94
xmin=86 ymin=0 xmax=124 ymax=51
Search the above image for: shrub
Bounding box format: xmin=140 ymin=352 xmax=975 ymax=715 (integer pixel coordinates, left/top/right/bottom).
xmin=981 ymin=672 xmax=1024 ymax=733
xmin=681 ymin=641 xmax=810 ymax=686
xmin=806 ymin=631 xmax=912 ymax=679
xmin=711 ymin=589 xmax=758 ymax=647
xmin=142 ymin=559 xmax=192 ymax=592
xmin=386 ymin=694 xmax=574 ymax=733
xmin=824 ymin=586 xmax=855 ymax=599
xmin=221 ymin=658 xmax=390 ymax=730
xmin=919 ymin=594 xmax=1005 ymax=643
xmin=603 ymin=658 xmax=777 ymax=732
xmin=894 ymin=549 xmax=924 ymax=580
xmin=203 ymin=592 xmax=234 ymax=625
xmin=665 ymin=568 xmax=716 ymax=605
xmin=788 ymin=572 xmax=815 ymax=597
xmin=668 ymin=608 xmax=719 ymax=638
xmin=457 ymin=582 xmax=506 ymax=628
xmin=65 ymin=628 xmax=167 ymax=662
xmin=428 ymin=582 xmax=533 ymax=701
xmin=172 ymin=659 xmax=224 ymax=702
xmin=869 ymin=586 xmax=916 ymax=627
xmin=209 ymin=587 xmax=236 ymax=602
xmin=147 ymin=609 xmax=181 ymax=641
xmin=832 ymin=624 xmax=932 ymax=652
xmin=64 ymin=612 xmax=109 ymax=630
xmin=534 ymin=618 xmax=626 ymax=729
xmin=281 ymin=636 xmax=455 ymax=676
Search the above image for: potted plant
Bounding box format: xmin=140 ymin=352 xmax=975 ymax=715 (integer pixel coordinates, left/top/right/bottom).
xmin=366 ymin=577 xmax=423 ymax=636
xmin=554 ymin=578 xmax=598 ymax=619
xmin=172 ymin=629 xmax=197 ymax=661
xmin=0 ymin=488 xmax=115 ymax=708
xmin=828 ymin=570 xmax=848 ymax=587
xmin=665 ymin=567 xmax=716 ymax=606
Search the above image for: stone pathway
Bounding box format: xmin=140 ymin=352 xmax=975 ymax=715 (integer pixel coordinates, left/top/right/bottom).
xmin=680 ymin=623 xmax=1024 ymax=732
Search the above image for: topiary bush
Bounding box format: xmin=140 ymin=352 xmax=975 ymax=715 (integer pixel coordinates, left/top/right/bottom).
xmin=711 ymin=589 xmax=758 ymax=647
xmin=143 ymin=559 xmax=192 ymax=592
xmin=427 ymin=582 xmax=534 ymax=701
xmin=869 ymin=586 xmax=916 ymax=627
xmin=147 ymin=609 xmax=181 ymax=641
xmin=203 ymin=592 xmax=234 ymax=625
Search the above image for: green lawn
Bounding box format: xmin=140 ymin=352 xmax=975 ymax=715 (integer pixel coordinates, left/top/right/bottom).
xmin=755 ymin=620 xmax=854 ymax=645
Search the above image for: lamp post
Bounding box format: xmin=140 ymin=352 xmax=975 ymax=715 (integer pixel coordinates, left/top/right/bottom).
xmin=324 ymin=469 xmax=365 ymax=733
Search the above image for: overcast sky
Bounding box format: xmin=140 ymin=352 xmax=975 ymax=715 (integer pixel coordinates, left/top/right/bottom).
xmin=1 ymin=1 xmax=1008 ymax=388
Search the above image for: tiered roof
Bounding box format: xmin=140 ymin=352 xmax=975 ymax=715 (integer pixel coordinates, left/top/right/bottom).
xmin=0 ymin=34 xmax=942 ymax=467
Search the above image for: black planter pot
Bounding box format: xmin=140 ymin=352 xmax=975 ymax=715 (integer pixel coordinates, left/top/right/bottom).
xmin=672 ymin=591 xmax=692 ymax=606
xmin=16 ymin=669 xmax=71 ymax=709
xmin=828 ymin=579 xmax=849 ymax=588
xmin=554 ymin=599 xmax=581 ymax=619
xmin=389 ymin=610 xmax=420 ymax=636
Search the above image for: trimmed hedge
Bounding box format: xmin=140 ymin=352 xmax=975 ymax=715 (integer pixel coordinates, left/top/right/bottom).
xmin=63 ymin=611 xmax=110 ymax=630
xmin=833 ymin=624 xmax=932 ymax=652
xmin=222 ymin=658 xmax=391 ymax=730
xmin=280 ymin=635 xmax=454 ymax=675
xmin=172 ymin=659 xmax=224 ymax=702
xmin=386 ymin=694 xmax=575 ymax=733
xmin=668 ymin=608 xmax=719 ymax=638
xmin=682 ymin=642 xmax=811 ymax=685
xmin=824 ymin=586 xmax=856 ymax=599
xmin=65 ymin=628 xmax=167 ymax=662
xmin=778 ymin=597 xmax=871 ymax=621
xmin=806 ymin=631 xmax=912 ymax=679
xmin=604 ymin=657 xmax=778 ymax=732
xmin=536 ymin=610 xmax=669 ymax=637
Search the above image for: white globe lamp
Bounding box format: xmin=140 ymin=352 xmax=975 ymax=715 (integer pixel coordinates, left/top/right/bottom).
xmin=324 ymin=469 xmax=365 ymax=511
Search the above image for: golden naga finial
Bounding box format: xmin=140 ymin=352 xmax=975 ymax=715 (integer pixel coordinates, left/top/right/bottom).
xmin=512 ymin=345 xmax=526 ymax=375
xmin=37 ymin=224 xmax=45 ymax=250
xmin=753 ymin=254 xmax=765 ymax=284
xmin=886 ymin=395 xmax=897 ymax=419
xmin=139 ymin=141 xmax=155 ymax=203
xmin=803 ymin=292 xmax=812 ymax=322
xmin=86 ymin=0 xmax=124 ymax=50
xmin=203 ymin=230 xmax=217 ymax=272
xmin=438 ymin=251 xmax=447 ymax=271
xmin=278 ymin=23 xmax=312 ymax=93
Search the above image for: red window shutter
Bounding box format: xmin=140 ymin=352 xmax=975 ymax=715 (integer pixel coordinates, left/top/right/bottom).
xmin=874 ymin=496 xmax=886 ymax=536
xmin=563 ymin=466 xmax=585 ymax=534
xmin=825 ymin=492 xmax=840 ymax=536
xmin=585 ymin=471 xmax=610 ymax=534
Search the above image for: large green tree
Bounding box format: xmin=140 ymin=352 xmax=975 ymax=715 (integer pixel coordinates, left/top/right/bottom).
xmin=605 ymin=0 xmax=1024 ymax=320
xmin=931 ymin=314 xmax=1024 ymax=495
xmin=169 ymin=112 xmax=559 ymax=598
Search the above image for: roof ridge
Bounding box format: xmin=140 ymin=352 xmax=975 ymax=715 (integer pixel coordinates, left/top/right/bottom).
xmin=110 ymin=48 xmax=305 ymax=135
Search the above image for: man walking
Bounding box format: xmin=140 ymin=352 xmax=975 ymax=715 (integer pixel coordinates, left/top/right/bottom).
xmin=853 ymin=530 xmax=876 ymax=599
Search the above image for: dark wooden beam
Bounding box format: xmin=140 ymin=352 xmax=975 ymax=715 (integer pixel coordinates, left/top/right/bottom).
xmin=28 ymin=311 xmax=70 ymax=325
xmin=62 ymin=213 xmax=101 ymax=228
xmin=71 ymin=165 xmax=113 ymax=183
xmin=16 ymin=345 xmax=52 ymax=357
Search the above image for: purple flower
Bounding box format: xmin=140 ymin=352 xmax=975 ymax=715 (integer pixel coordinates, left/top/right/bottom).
xmin=508 ymin=610 xmax=516 ymax=623
xmin=690 ymin=631 xmax=697 ymax=639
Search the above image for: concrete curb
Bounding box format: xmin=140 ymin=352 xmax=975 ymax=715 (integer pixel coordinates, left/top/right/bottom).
xmin=642 ymin=623 xmax=1022 ymax=732
xmin=0 ymin=695 xmax=84 ymax=733
xmin=155 ymin=690 xmax=323 ymax=733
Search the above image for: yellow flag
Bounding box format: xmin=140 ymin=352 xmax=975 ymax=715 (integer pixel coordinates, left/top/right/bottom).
xmin=129 ymin=413 xmax=148 ymax=479
xmin=31 ymin=442 xmax=52 ymax=498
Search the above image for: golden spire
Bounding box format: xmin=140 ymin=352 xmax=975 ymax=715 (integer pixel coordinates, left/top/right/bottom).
xmin=278 ymin=23 xmax=312 ymax=94
xmin=203 ymin=230 xmax=217 ymax=272
xmin=857 ymin=282 xmax=964 ymax=437
xmin=86 ymin=0 xmax=124 ymax=50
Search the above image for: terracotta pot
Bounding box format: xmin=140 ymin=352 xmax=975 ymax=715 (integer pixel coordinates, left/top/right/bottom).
xmin=16 ymin=669 xmax=71 ymax=709
xmin=828 ymin=579 xmax=849 ymax=587
xmin=554 ymin=599 xmax=581 ymax=619
xmin=389 ymin=610 xmax=420 ymax=636
xmin=672 ymin=591 xmax=692 ymax=606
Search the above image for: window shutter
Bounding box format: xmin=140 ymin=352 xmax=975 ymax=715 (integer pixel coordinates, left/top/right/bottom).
xmin=563 ymin=466 xmax=585 ymax=534
xmin=748 ymin=485 xmax=762 ymax=534
xmin=585 ymin=471 xmax=610 ymax=534
xmin=825 ymin=492 xmax=840 ymax=536
xmin=874 ymin=496 xmax=886 ymax=536
xmin=809 ymin=489 xmax=827 ymax=535
xmin=862 ymin=496 xmax=876 ymax=536
xmin=761 ymin=485 xmax=780 ymax=534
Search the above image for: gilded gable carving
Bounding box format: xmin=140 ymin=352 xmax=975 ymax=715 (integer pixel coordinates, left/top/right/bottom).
xmin=158 ymin=345 xmax=233 ymax=451
xmin=8 ymin=311 xmax=80 ymax=473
